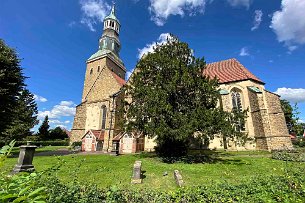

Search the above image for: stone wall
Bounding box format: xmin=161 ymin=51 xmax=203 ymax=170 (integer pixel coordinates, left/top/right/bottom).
xmin=70 ymin=102 xmax=87 ymax=143
xmin=85 ymin=67 xmax=122 ymax=102
xmin=264 ymin=91 xmax=293 ymax=150
xmin=82 ymin=57 xmax=124 ymax=103
xmin=106 ymin=57 xmax=125 ymax=79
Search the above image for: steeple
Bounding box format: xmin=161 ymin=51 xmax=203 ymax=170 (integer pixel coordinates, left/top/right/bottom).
xmin=88 ymin=3 xmax=122 ymax=64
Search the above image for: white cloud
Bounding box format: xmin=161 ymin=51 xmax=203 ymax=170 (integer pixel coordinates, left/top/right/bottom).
xmin=34 ymin=94 xmax=47 ymax=103
xmin=56 ymin=125 xmax=68 ymax=129
xmin=227 ymin=0 xmax=251 ymax=9
xmin=49 ymin=120 xmax=71 ymax=125
xmin=38 ymin=101 xmax=76 ymax=119
xmin=80 ymin=0 xmax=111 ymax=31
xmin=138 ymin=33 xmax=171 ymax=59
xmin=274 ymin=87 xmax=305 ymax=103
xmin=239 ymin=47 xmax=250 ymax=56
xmin=270 ymin=0 xmax=305 ymax=51
xmin=149 ymin=0 xmax=206 ymax=26
xmin=251 ymin=10 xmax=263 ymax=31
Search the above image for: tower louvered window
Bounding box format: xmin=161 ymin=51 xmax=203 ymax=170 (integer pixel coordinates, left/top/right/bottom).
xmin=101 ymin=106 xmax=107 ymax=130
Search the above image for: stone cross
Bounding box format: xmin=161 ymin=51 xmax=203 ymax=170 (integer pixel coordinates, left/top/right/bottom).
xmin=12 ymin=142 xmax=37 ymax=174
xmin=131 ymin=160 xmax=142 ymax=184
xmin=174 ymin=170 xmax=184 ymax=187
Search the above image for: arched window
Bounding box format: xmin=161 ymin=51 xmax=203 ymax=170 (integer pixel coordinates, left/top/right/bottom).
xmin=101 ymin=106 xmax=107 ymax=130
xmin=231 ymin=89 xmax=245 ymax=131
xmin=90 ymin=69 xmax=93 ymax=75
xmin=97 ymin=66 xmax=100 ymax=72
xmin=231 ymin=91 xmax=242 ymax=112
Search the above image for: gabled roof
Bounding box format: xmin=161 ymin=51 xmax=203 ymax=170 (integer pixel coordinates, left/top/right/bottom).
xmin=82 ymin=130 xmax=105 ymax=141
xmin=203 ymin=58 xmax=264 ymax=84
xmin=111 ymin=72 xmax=126 ymax=87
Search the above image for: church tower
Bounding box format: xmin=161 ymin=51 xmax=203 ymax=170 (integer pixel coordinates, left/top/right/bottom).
xmin=81 ymin=4 xmax=125 ymax=102
xmin=71 ymin=4 xmax=126 ymax=151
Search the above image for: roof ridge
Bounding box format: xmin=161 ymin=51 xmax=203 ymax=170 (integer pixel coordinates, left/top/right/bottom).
xmin=207 ymin=58 xmax=236 ymax=65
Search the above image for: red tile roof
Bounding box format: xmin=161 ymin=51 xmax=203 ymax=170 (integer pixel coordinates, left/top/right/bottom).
xmin=111 ymin=72 xmax=126 ymax=87
xmin=203 ymin=58 xmax=264 ymax=84
xmin=91 ymin=130 xmax=105 ymax=141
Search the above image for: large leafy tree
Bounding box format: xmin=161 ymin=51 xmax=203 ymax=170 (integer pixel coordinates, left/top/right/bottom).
xmin=280 ymin=99 xmax=304 ymax=136
xmin=49 ymin=127 xmax=68 ymax=140
xmin=0 ymin=39 xmax=38 ymax=141
xmin=125 ymin=35 xmax=246 ymax=156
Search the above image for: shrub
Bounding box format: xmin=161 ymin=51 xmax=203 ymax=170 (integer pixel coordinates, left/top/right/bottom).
xmin=272 ymin=149 xmax=305 ymax=162
xmin=0 ymin=140 xmax=69 ymax=147
xmin=71 ymin=141 xmax=82 ymax=147
xmin=292 ymin=138 xmax=305 ymax=148
xmin=0 ymin=141 xmax=47 ymax=202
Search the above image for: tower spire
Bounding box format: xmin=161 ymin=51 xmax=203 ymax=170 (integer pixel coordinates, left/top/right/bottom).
xmin=111 ymin=2 xmax=116 ymax=16
xmin=87 ymin=1 xmax=122 ymax=64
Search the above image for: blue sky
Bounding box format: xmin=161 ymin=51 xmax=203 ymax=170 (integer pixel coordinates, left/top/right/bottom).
xmin=0 ymin=0 xmax=305 ymax=130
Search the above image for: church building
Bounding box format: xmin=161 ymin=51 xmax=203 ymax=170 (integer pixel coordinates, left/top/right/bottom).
xmin=70 ymin=5 xmax=292 ymax=153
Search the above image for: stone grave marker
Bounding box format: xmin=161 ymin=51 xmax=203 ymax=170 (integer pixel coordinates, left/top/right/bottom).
xmin=131 ymin=160 xmax=142 ymax=184
xmin=174 ymin=170 xmax=184 ymax=187
xmin=12 ymin=142 xmax=37 ymax=174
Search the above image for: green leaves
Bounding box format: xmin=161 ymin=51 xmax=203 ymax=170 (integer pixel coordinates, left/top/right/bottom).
xmin=125 ymin=34 xmax=248 ymax=155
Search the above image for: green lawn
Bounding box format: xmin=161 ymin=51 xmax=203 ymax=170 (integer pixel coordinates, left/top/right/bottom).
xmin=3 ymin=148 xmax=305 ymax=191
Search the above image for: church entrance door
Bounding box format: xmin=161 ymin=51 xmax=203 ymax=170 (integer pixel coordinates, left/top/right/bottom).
xmin=122 ymin=134 xmax=133 ymax=153
xmin=85 ymin=134 xmax=93 ymax=151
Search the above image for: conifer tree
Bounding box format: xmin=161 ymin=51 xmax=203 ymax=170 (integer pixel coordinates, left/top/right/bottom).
xmin=125 ymin=35 xmax=232 ymax=157
xmin=38 ymin=116 xmax=50 ymax=140
xmin=3 ymin=89 xmax=38 ymax=140
xmin=0 ymin=39 xmax=38 ymax=141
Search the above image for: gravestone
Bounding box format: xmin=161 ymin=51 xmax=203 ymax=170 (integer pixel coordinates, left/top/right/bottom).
xmin=131 ymin=160 xmax=142 ymax=184
xmin=12 ymin=142 xmax=37 ymax=174
xmin=174 ymin=170 xmax=184 ymax=187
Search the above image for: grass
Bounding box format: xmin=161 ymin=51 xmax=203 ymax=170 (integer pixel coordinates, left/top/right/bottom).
xmin=3 ymin=148 xmax=305 ymax=191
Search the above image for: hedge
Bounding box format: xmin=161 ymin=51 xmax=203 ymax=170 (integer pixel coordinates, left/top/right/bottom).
xmin=0 ymin=140 xmax=69 ymax=147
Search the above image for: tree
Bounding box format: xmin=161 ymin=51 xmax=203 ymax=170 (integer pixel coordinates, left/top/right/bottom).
xmin=280 ymin=99 xmax=300 ymax=134
xmin=49 ymin=127 xmax=68 ymax=140
xmin=0 ymin=39 xmax=38 ymax=141
xmin=38 ymin=116 xmax=50 ymax=140
xmin=125 ymin=35 xmax=246 ymax=157
xmin=3 ymin=89 xmax=38 ymax=140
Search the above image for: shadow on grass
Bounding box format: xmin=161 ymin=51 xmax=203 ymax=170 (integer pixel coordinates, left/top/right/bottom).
xmin=134 ymin=150 xmax=245 ymax=165
xmin=141 ymin=170 xmax=147 ymax=179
